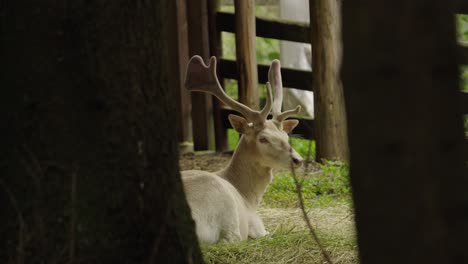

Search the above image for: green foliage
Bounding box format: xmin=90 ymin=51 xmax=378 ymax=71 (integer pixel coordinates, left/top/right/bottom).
xmin=290 ymin=137 xmax=315 ymax=160
xmin=256 ymin=37 xmax=281 ymax=64
xmin=457 ymin=14 xmax=468 ymax=41
xmin=319 ymin=160 xmax=351 ymax=196
xmin=263 ymin=160 xmax=351 ymax=208
xmin=227 ymin=129 xmax=239 ymax=150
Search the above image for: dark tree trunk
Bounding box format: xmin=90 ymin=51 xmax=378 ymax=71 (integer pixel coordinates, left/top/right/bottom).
xmin=309 ymin=0 xmax=349 ymax=162
xmin=1 ymin=1 xmax=203 ymax=263
xmin=342 ymin=1 xmax=468 ymax=263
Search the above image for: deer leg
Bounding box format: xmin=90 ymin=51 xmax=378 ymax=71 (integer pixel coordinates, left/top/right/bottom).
xmin=248 ymin=213 xmax=267 ymax=239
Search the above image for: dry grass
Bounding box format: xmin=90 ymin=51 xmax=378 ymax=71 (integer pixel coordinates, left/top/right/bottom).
xmin=180 ymin=153 xmax=358 ymax=264
xmin=202 ymin=204 xmax=357 ymax=264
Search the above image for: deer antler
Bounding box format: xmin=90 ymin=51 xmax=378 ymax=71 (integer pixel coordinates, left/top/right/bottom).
xmin=185 ymin=55 xmax=272 ymax=125
xmin=268 ymin=60 xmax=301 ymax=123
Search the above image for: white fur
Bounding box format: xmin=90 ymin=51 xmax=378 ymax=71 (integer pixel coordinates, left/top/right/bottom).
xmin=182 ymin=120 xmax=302 ymax=244
xmin=182 ymin=56 xmax=303 ymax=244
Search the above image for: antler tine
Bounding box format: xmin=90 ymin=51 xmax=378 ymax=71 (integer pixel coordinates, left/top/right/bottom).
xmin=185 ymin=55 xmax=260 ymax=122
xmin=275 ymin=105 xmax=301 ymax=121
xmin=269 ymin=60 xmax=283 ymax=117
xmin=259 ymin=82 xmax=273 ymax=121
xmin=268 ymin=59 xmax=301 ymax=122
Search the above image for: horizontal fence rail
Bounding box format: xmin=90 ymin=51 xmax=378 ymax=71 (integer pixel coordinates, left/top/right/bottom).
xmin=457 ymin=1 xmax=468 ymax=14
xmin=219 ymin=59 xmax=313 ymax=91
xmin=217 ymin=12 xmax=310 ymax=43
xmin=215 ymin=11 xmax=315 ymax=144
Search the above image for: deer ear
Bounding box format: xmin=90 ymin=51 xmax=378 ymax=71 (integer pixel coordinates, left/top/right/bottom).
xmin=282 ymin=119 xmax=299 ymax=134
xmin=228 ymin=114 xmax=250 ymax=134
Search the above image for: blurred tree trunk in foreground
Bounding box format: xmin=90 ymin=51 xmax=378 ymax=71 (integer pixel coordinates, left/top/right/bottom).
xmin=342 ymin=0 xmax=468 ymax=263
xmin=1 ymin=1 xmax=203 ymax=263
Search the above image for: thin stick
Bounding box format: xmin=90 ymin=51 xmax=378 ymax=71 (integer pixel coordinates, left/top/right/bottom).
xmin=290 ymin=155 xmax=333 ymax=264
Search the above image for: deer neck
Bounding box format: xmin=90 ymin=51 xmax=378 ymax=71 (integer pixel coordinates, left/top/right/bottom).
xmin=217 ymin=136 xmax=273 ymax=209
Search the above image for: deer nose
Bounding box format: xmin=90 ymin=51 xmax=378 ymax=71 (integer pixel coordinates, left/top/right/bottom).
xmin=290 ymin=148 xmax=303 ymax=167
xmin=292 ymin=156 xmax=303 ymax=166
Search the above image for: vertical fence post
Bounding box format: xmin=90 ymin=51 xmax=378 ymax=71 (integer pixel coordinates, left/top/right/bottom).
xmin=170 ymin=0 xmax=192 ymax=146
xmin=186 ymin=0 xmax=215 ymax=151
xmin=234 ymin=0 xmax=259 ymax=109
xmin=309 ymin=0 xmax=349 ymax=161
xmin=208 ymin=0 xmax=228 ymax=152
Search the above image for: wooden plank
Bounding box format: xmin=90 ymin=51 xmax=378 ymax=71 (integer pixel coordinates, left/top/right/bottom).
xmin=457 ymin=0 xmax=468 ymax=14
xmin=461 ymin=91 xmax=468 ymax=113
xmin=208 ymin=0 xmax=228 ymax=152
xmin=221 ymin=108 xmax=315 ymax=139
xmin=217 ymin=12 xmax=310 ymax=43
xmin=187 ymin=0 xmax=215 ymax=150
xmin=169 ymin=0 xmax=192 ymax=143
xmin=234 ymin=0 xmax=259 ymax=109
xmin=219 ymin=59 xmax=313 ymax=91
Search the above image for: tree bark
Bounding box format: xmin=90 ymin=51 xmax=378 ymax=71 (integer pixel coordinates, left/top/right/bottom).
xmin=1 ymin=1 xmax=203 ymax=263
xmin=309 ymin=0 xmax=349 ymax=162
xmin=342 ymin=0 xmax=468 ymax=263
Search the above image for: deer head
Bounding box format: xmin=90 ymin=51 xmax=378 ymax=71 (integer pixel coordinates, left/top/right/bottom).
xmin=185 ymin=56 xmax=303 ymax=169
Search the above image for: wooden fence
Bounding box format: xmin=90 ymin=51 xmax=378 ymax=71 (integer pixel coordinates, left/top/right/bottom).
xmin=174 ymin=0 xmax=468 ymax=153
xmin=203 ymin=0 xmax=315 ymax=151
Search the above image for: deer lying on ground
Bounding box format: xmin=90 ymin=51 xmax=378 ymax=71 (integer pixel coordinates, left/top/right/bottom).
xmin=181 ymin=55 xmax=303 ymax=244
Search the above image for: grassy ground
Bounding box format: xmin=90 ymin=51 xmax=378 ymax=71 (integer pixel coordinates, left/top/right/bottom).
xmin=200 ymin=160 xmax=358 ymax=264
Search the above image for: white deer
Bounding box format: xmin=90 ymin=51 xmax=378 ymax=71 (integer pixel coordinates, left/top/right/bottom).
xmin=181 ymin=55 xmax=303 ymax=244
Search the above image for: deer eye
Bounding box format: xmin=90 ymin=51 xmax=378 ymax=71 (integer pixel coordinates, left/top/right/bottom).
xmin=259 ymin=137 xmax=269 ymax=144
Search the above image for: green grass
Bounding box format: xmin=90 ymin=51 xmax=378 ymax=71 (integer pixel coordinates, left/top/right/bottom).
xmin=290 ymin=136 xmax=315 ymax=160
xmin=201 ymin=158 xmax=355 ymax=263
xmin=262 ymin=160 xmax=351 ymax=208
